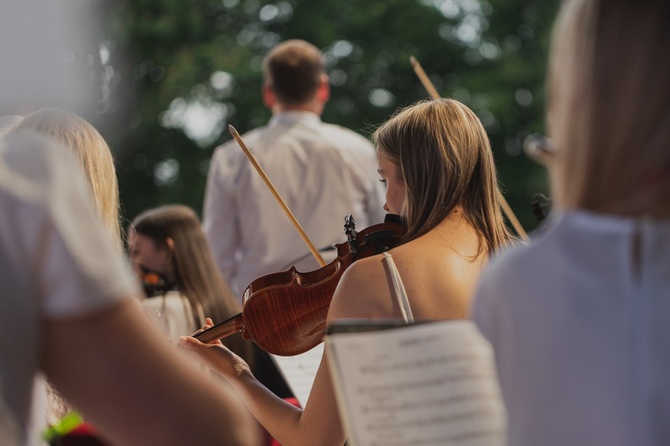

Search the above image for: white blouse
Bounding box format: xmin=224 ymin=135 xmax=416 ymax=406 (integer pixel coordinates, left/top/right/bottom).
xmin=472 ymin=211 xmax=670 ymax=446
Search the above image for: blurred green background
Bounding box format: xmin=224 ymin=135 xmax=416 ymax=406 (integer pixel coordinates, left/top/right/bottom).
xmin=87 ymin=0 xmax=559 ymax=234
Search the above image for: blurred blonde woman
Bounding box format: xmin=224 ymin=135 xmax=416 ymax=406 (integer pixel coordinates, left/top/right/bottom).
xmin=472 ymin=1 xmax=670 ymax=444
xmin=6 ymin=107 xmax=123 ymax=441
xmin=8 ymin=107 xmax=121 ymax=248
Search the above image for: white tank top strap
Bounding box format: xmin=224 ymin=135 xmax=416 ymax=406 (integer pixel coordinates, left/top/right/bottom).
xmin=382 ymin=251 xmax=414 ymax=323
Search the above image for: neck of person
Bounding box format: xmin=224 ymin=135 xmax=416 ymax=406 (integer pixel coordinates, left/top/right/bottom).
xmin=430 ymin=204 xmax=487 ymax=258
xmin=428 ymin=205 xmax=476 ymax=238
xmin=271 ymin=100 xmax=324 ymax=116
xmin=407 ymin=205 xmax=470 ymax=241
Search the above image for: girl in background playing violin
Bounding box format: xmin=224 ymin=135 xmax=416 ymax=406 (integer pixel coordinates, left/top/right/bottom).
xmin=128 ymin=204 xmax=253 ymax=365
xmin=180 ymin=98 xmax=513 ymax=446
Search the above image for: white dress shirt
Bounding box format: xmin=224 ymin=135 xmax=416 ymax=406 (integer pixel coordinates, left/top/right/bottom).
xmin=472 ymin=211 xmax=670 ymax=446
xmin=203 ymin=111 xmax=386 ymax=298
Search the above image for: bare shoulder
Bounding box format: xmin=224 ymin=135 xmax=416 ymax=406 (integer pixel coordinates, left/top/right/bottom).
xmin=327 ymin=253 xmax=390 ymax=320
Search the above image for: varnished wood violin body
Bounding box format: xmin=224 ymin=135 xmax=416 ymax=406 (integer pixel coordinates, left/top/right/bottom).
xmin=195 ymin=214 xmax=405 ymax=356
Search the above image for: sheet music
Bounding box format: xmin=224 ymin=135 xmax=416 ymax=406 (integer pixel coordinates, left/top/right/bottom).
xmin=270 ymin=343 xmax=323 ymax=407
xmin=326 ymin=320 xmax=506 ymax=446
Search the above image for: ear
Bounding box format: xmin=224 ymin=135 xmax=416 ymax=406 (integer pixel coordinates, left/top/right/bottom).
xmin=165 ymin=237 xmax=175 ymax=252
xmin=262 ymin=83 xmax=276 ymax=109
xmin=316 ymin=74 xmax=330 ymax=103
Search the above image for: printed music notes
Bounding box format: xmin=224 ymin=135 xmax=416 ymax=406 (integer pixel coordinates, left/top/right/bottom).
xmin=326 ymin=320 xmax=506 ymax=446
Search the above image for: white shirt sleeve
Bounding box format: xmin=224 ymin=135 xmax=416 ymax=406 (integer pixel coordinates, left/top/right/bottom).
xmin=202 ymin=145 xmax=241 ymax=290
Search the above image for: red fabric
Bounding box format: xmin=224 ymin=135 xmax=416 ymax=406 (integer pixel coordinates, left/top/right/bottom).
xmin=68 ymin=424 xmax=98 ymax=436
xmin=52 ymin=423 xmax=109 ymax=446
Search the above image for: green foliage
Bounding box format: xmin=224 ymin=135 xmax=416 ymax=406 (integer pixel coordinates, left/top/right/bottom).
xmin=95 ymin=0 xmax=559 ymax=232
xmin=42 ymin=411 xmax=83 ymax=442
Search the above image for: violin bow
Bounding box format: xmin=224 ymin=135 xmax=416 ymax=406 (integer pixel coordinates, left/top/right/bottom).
xmin=228 ymin=125 xmax=327 ymax=267
xmin=409 ymin=56 xmax=530 ymax=242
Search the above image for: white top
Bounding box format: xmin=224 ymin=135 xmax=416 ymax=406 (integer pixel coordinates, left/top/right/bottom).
xmin=472 ymin=211 xmax=670 ymax=446
xmin=203 ymin=111 xmax=386 ymax=298
xmin=0 ymin=132 xmax=139 ymax=445
xmin=141 ymin=291 xmax=200 ymax=344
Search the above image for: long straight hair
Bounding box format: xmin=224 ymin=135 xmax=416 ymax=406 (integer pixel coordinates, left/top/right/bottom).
xmin=548 ymin=0 xmax=670 ymax=216
xmin=8 ymin=107 xmax=122 ymax=246
xmin=131 ymin=205 xmax=253 ymax=362
xmin=373 ymin=98 xmax=512 ymax=253
xmin=131 ymin=205 xmax=240 ymax=323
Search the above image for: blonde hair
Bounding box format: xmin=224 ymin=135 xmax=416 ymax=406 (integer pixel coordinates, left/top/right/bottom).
xmin=262 ymin=39 xmax=324 ymax=105
xmin=9 ymin=107 xmax=122 ymax=243
xmin=548 ymin=0 xmax=670 ymax=216
xmin=373 ymin=98 xmax=512 ymax=253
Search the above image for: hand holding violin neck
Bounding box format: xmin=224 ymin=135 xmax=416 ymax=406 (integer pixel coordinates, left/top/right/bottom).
xmin=194 ymin=313 xmax=244 ymax=344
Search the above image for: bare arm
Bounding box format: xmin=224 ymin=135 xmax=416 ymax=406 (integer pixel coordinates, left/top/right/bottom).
xmin=42 ymin=299 xmax=258 ymax=446
xmin=327 ymin=254 xmax=392 ymax=320
xmin=175 ymin=256 xmax=394 ymax=446
xmin=179 ymin=323 xmax=346 ymax=446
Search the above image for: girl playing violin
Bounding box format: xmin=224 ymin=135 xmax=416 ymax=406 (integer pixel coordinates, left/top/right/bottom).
xmin=128 ymin=204 xmax=253 ymax=365
xmin=180 ymin=98 xmax=513 ymax=446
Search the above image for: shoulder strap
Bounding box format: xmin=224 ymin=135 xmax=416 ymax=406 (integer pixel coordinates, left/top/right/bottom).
xmin=382 ymin=252 xmax=414 ymax=323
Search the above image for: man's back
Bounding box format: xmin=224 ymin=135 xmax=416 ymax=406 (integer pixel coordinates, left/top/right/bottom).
xmin=203 ymin=110 xmax=385 ymax=297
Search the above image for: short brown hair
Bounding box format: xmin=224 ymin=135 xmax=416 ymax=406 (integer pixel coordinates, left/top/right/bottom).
xmin=262 ymin=39 xmax=324 ymax=105
xmin=373 ymin=98 xmax=512 ymax=253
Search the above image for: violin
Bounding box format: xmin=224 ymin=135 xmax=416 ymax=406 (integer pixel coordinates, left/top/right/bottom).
xmin=523 ymin=134 xmax=556 ymax=222
xmin=194 ymin=214 xmax=406 ymax=356
xmin=530 ymin=193 xmax=552 ymax=222
xmin=138 ymin=265 xmax=174 ymax=297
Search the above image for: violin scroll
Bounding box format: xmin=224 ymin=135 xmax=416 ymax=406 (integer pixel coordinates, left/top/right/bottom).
xmin=138 ymin=265 xmax=173 ymax=297
xmin=524 ymin=134 xmax=555 ymax=222
xmin=530 ymin=193 xmax=552 ymax=222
